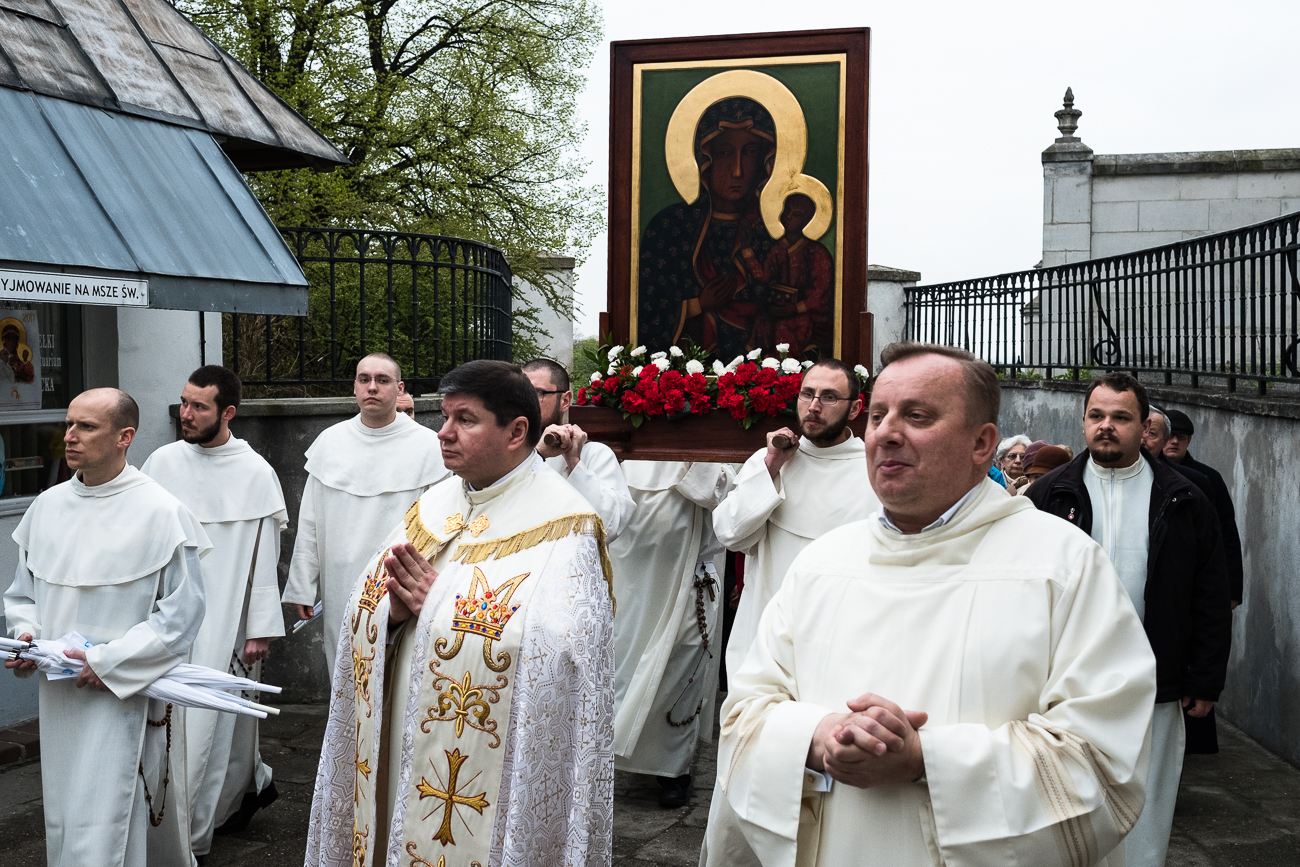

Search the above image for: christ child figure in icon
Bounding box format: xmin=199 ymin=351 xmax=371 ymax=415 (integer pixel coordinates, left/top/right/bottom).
xmin=741 ymin=193 xmax=834 ymax=357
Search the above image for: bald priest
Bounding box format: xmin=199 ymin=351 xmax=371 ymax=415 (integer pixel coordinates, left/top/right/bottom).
xmin=703 ymin=343 xmax=1159 ymax=867
xmin=305 ymin=360 xmax=614 ymax=867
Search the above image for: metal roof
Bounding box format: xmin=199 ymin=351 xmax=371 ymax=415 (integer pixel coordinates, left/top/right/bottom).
xmin=0 ymin=87 xmax=308 ymax=314
xmin=0 ymin=0 xmax=346 ymax=171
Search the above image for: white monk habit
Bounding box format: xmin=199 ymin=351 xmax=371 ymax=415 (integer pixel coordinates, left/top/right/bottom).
xmin=611 ymin=461 xmax=733 ymax=777
xmin=3 ymin=465 xmax=211 ymax=867
xmin=703 ymin=479 xmax=1158 ymax=867
xmin=283 ymin=412 xmax=448 ymax=675
xmin=141 ymin=436 xmax=288 ymax=854
xmin=714 ymin=435 xmax=876 ymax=675
xmin=305 ymin=452 xmax=614 ymax=867
xmin=544 ymin=441 xmax=636 ymax=541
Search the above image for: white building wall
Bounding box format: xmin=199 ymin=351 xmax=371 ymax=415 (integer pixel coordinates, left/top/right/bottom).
xmin=116 ymin=307 xmax=222 ymax=465
xmin=516 ymin=258 xmax=575 ymax=369
xmin=1090 ymin=169 xmax=1300 ymax=258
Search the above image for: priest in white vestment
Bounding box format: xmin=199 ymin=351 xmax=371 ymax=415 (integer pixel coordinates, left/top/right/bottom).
xmin=714 ymin=359 xmax=878 ymax=676
xmin=141 ymin=366 xmax=288 ymax=854
xmin=305 ymin=360 xmax=613 ymax=867
xmin=4 ymin=389 xmax=210 ymax=867
xmin=283 ymin=353 xmax=449 ymax=675
xmin=703 ymin=344 xmax=1157 ymax=867
xmin=611 ymin=461 xmax=734 ymax=807
xmin=524 ymin=358 xmax=635 ymax=541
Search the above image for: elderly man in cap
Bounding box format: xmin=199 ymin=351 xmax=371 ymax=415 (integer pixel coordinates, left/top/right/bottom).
xmin=1162 ymin=409 xmax=1242 ymax=610
xmin=1158 ymin=407 xmax=1243 ymax=757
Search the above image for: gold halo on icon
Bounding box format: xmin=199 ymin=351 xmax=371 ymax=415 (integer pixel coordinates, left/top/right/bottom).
xmin=664 ymin=69 xmax=833 ymax=241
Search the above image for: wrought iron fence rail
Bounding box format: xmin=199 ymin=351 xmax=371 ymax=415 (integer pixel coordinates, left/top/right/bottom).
xmin=228 ymin=227 xmax=513 ymax=396
xmin=904 ymin=211 xmax=1300 ymax=396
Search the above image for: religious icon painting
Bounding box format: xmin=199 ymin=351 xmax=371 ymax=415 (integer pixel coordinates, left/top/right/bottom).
xmin=607 ymin=29 xmax=869 ymax=365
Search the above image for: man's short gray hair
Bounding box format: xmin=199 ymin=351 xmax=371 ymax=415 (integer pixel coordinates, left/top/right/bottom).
xmin=1148 ymin=406 xmax=1172 ymax=436
xmin=996 ymin=434 xmax=1032 ymax=462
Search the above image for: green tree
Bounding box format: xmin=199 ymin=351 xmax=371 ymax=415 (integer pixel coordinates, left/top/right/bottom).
xmin=571 ymin=334 xmax=601 ymax=386
xmin=181 ymin=0 xmax=602 ymax=356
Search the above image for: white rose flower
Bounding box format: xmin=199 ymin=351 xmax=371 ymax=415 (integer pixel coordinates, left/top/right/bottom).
xmin=781 ymin=357 xmax=801 ymax=374
xmin=776 ymin=343 xmax=790 ymax=354
xmin=854 ymin=364 xmax=870 ymax=378
xmin=630 ymin=345 xmax=647 ymax=357
xmin=669 ymin=345 xmax=684 ymax=357
xmin=632 ymin=365 xmax=644 ymax=376
xmin=653 ymin=358 xmax=671 ymax=371
xmin=712 ymin=359 xmax=728 ymax=376
xmin=607 ymin=345 xmax=624 ymax=360
xmin=747 ymin=348 xmax=763 ymax=360
xmin=590 ymin=372 xmax=602 ymax=383
xmin=801 ymin=359 xmax=814 ymax=370
xmin=686 ymin=359 xmax=705 ymax=375
xmin=730 ymin=355 xmax=745 ymax=369
xmin=650 ymin=350 xmax=668 ymax=361
xmin=761 ymin=357 xmax=779 ymax=369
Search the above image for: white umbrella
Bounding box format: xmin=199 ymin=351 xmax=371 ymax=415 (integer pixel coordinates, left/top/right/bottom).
xmin=2 ymin=634 xmax=280 ymax=718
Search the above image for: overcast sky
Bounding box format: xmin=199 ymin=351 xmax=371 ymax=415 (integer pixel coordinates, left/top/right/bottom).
xmin=566 ymin=0 xmax=1300 ymax=337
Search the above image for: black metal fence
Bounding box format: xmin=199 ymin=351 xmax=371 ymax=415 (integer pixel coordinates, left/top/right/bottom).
xmin=905 ymin=212 xmax=1300 ymax=395
xmin=227 ymin=227 xmax=513 ymax=396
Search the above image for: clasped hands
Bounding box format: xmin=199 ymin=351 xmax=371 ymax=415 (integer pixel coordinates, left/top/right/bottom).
xmin=385 ymin=542 xmax=439 ymax=625
xmin=807 ymin=693 xmax=928 ymax=789
xmin=538 ymin=424 xmax=588 ymax=471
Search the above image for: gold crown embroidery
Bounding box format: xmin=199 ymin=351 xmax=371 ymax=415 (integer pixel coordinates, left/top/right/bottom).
xmin=434 ymin=567 xmax=530 ymax=672
xmin=452 ymin=567 xmax=527 ymax=642
xmin=356 ymin=551 xmax=390 ymax=615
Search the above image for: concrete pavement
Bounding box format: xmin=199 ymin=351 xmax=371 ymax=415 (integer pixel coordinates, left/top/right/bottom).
xmin=0 ymin=706 xmax=1295 ymax=866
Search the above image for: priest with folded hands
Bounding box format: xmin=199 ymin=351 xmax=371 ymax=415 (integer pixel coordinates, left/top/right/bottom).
xmin=4 ymin=388 xmax=210 ymax=867
xmin=305 ymin=360 xmax=614 ymax=867
xmin=703 ymin=343 xmax=1158 ymax=867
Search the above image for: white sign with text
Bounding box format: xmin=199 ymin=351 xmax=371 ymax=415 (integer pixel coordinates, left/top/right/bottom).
xmin=0 ymin=269 xmax=149 ymax=307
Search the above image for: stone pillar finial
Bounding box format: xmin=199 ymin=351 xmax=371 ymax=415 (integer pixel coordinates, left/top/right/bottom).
xmin=1054 ymin=87 xmax=1081 ymax=142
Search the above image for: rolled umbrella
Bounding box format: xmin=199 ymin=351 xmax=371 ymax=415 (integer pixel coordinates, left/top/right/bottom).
xmin=3 ymin=633 xmax=279 ymax=718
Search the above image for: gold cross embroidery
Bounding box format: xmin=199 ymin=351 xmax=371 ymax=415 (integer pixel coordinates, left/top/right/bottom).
xmin=416 ymin=748 xmax=490 ymax=846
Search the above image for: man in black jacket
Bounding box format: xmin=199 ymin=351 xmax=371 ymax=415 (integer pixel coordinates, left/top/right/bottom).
xmin=1026 ymin=372 xmax=1231 ymax=867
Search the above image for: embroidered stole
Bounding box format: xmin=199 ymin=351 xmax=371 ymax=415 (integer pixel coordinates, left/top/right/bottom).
xmin=346 ymin=470 xmax=609 ymax=867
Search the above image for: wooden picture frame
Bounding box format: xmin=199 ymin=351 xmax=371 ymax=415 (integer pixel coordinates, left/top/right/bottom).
xmin=606 ymin=29 xmax=870 ymax=366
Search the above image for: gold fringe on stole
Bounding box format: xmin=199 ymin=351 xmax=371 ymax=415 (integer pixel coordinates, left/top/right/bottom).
xmin=404 ymin=499 xmax=441 ymax=559
xmin=451 ymin=512 xmax=616 ymax=612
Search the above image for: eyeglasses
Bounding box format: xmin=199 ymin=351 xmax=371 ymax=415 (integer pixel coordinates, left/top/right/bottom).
xmin=797 ymin=390 xmax=848 ymax=406
xmin=1006 ymin=453 xmax=1026 ymax=464
xmin=355 ymin=375 xmax=395 ymax=386
xmin=534 ymin=389 xmax=565 ymax=399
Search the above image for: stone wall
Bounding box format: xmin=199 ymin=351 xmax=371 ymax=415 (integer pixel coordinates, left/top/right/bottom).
xmin=999 ymin=379 xmax=1300 ymax=766
xmin=1040 ymin=92 xmax=1300 ymax=266
xmin=866 ymin=265 xmax=920 ymax=373
xmin=231 ymin=397 xmax=444 ymax=704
